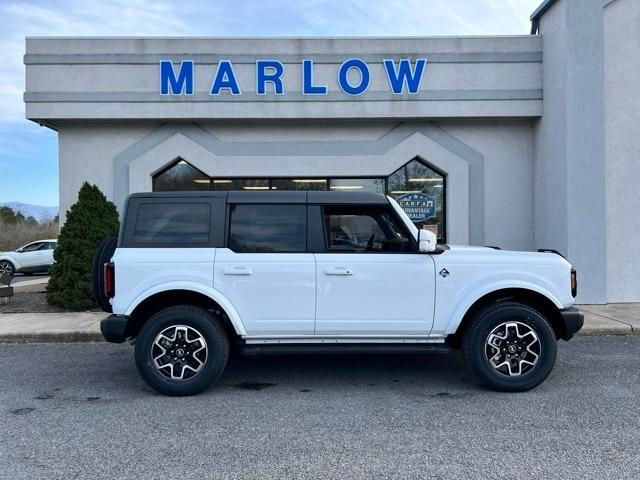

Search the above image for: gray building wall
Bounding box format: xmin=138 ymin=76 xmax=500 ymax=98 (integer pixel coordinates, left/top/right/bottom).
xmin=24 ymin=6 xmax=640 ymax=303
xmin=56 ymin=119 xmax=535 ymax=251
xmin=602 ymin=0 xmax=640 ymax=302
xmin=533 ymin=0 xmax=639 ymax=303
xmin=24 ymin=36 xmax=542 ymax=120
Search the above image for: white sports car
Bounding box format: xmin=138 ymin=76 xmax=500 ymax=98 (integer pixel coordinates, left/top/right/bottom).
xmin=0 ymin=239 xmax=57 ymax=276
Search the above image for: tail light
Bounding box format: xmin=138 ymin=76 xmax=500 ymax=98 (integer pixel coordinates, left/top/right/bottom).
xmin=104 ymin=262 xmax=115 ymax=298
xmin=570 ymin=267 xmax=577 ymax=298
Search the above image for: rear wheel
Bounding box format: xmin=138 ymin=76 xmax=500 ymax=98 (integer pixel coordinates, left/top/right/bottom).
xmin=135 ymin=305 xmax=229 ymax=396
xmin=462 ymin=302 xmax=557 ymax=392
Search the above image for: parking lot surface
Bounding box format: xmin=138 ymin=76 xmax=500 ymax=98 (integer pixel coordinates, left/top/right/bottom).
xmin=1 ymin=336 xmax=638 ymax=479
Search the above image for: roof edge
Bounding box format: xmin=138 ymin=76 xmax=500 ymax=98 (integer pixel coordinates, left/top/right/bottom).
xmin=530 ymin=0 xmax=558 ymax=34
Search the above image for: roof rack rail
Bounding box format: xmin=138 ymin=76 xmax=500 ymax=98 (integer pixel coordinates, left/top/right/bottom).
xmin=537 ymin=248 xmax=566 ymax=259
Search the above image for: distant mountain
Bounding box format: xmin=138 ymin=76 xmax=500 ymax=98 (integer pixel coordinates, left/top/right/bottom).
xmin=1 ymin=202 xmax=58 ymax=222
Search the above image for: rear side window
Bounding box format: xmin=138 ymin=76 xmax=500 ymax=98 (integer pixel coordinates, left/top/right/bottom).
xmin=228 ymin=204 xmax=306 ymax=252
xmin=134 ymin=203 xmax=210 ymax=244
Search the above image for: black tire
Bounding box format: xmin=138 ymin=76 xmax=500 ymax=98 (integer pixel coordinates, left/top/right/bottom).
xmin=0 ymin=260 xmax=15 ymax=277
xmin=462 ymin=302 xmax=557 ymax=392
xmin=92 ymin=237 xmax=117 ymax=313
xmin=134 ymin=305 xmax=229 ymax=396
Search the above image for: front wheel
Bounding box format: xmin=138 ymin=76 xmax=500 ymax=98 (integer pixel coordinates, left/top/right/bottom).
xmin=462 ymin=302 xmax=557 ymax=392
xmin=0 ymin=260 xmax=15 ymax=277
xmin=135 ymin=305 xmax=229 ymax=396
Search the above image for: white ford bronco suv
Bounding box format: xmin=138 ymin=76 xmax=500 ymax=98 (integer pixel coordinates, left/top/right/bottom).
xmin=95 ymin=191 xmax=583 ymax=396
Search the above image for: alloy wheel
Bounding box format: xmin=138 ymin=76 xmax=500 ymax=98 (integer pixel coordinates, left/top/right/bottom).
xmin=485 ymin=321 xmax=540 ymax=376
xmin=0 ymin=261 xmax=14 ymax=276
xmin=151 ymin=325 xmax=208 ymax=380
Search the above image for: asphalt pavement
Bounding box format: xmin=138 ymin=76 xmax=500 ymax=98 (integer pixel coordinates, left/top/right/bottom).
xmin=1 ymin=336 xmax=639 ymax=479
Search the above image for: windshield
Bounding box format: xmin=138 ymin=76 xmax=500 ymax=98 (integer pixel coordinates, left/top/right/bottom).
xmin=387 ymin=196 xmax=419 ymax=240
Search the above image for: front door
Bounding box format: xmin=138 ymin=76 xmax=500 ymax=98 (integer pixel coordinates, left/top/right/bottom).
xmin=214 ymin=203 xmax=315 ymax=337
xmin=16 ymin=242 xmax=47 ymax=269
xmin=315 ymin=205 xmax=436 ymax=336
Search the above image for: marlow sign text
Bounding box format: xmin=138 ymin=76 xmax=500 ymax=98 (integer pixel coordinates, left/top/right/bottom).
xmin=160 ymin=58 xmax=427 ymax=96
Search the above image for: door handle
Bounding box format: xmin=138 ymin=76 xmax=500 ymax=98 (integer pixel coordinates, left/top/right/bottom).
xmin=324 ymin=267 xmax=353 ymax=276
xmin=223 ymin=266 xmax=253 ymax=275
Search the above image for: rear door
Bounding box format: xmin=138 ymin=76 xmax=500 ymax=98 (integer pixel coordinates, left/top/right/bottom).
xmin=314 ymin=205 xmax=436 ymax=336
xmin=214 ymin=201 xmax=316 ymax=336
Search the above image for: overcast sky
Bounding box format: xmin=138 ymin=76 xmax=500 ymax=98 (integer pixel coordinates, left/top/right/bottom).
xmin=0 ymin=0 xmax=540 ymax=206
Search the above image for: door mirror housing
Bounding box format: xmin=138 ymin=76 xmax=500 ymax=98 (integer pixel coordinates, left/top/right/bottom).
xmin=418 ymin=229 xmax=437 ymax=253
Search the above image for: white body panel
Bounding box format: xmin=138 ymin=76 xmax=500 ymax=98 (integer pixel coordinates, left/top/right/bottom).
xmin=112 ymin=248 xmax=216 ymax=314
xmin=110 ymin=202 xmax=575 ymax=343
xmin=213 ymin=249 xmax=316 ymax=336
xmin=315 ymin=253 xmax=436 ymax=335
xmin=0 ymin=240 xmax=56 ymax=272
xmin=432 ymin=246 xmax=574 ymax=336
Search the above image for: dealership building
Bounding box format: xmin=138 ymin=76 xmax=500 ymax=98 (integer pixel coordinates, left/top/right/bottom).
xmin=24 ymin=0 xmax=639 ymax=304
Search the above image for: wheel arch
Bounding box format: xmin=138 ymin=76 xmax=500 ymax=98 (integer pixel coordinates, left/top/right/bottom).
xmin=447 ymin=287 xmax=566 ymax=346
xmin=125 ymin=285 xmax=246 ymax=340
xmin=0 ymin=257 xmax=17 ymax=271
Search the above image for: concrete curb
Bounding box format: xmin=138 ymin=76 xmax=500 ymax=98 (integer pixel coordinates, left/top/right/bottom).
xmin=0 ymin=312 xmax=104 ymax=343
xmin=0 ymin=332 xmax=105 ymax=343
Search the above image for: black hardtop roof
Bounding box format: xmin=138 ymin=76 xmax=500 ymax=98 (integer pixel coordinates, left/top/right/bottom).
xmin=127 ymin=190 xmax=390 ymax=205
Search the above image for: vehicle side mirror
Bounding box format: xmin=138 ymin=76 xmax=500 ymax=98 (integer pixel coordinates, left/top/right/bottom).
xmin=418 ymin=229 xmax=437 ymax=253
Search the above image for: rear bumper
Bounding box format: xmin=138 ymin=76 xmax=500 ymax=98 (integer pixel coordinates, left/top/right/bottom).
xmin=100 ymin=314 xmax=130 ymax=343
xmin=558 ymin=307 xmax=584 ymax=340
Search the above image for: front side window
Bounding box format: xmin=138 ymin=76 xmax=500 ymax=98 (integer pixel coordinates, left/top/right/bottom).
xmin=228 ymin=205 xmax=306 ymax=253
xmin=324 ymin=206 xmax=413 ymax=253
xmin=20 ymin=242 xmax=45 ymax=252
xmin=134 ymin=203 xmax=210 ymax=244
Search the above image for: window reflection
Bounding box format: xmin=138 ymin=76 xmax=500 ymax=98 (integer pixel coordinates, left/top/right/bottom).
xmin=330 ymin=178 xmax=385 ymax=193
xmin=153 ymin=159 xmax=209 ymax=191
xmin=272 ymin=179 xmax=328 ymax=191
xmin=387 ymin=159 xmax=445 ymax=241
xmin=152 ymin=157 xmax=446 ymax=241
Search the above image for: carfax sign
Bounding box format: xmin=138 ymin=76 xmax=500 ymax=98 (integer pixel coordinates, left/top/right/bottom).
xmin=396 ymin=193 xmax=436 ymax=222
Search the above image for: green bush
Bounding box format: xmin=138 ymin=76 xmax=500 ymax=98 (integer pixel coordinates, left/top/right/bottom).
xmin=47 ymin=183 xmax=120 ymax=310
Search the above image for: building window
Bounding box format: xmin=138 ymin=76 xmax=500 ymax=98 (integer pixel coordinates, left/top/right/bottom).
xmin=387 ymin=158 xmax=445 ymax=242
xmin=329 ymin=178 xmax=385 ymax=193
xmin=211 ymin=179 xmax=269 ymax=191
xmin=152 ymin=157 xmax=446 ymax=241
xmin=272 ymin=179 xmax=328 ymax=191
xmin=153 ymin=159 xmax=209 ymax=191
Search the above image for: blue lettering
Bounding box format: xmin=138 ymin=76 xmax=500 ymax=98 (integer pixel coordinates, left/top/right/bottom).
xmin=256 ymin=60 xmax=284 ymax=95
xmin=338 ymin=58 xmax=370 ymax=95
xmin=160 ymin=60 xmax=194 ymax=95
xmin=302 ymin=59 xmax=327 ymax=95
xmin=383 ymin=58 xmax=427 ymax=94
xmin=210 ymin=60 xmax=241 ymax=95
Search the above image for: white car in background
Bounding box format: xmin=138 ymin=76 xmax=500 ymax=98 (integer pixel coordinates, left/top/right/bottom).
xmin=0 ymin=239 xmax=58 ymax=276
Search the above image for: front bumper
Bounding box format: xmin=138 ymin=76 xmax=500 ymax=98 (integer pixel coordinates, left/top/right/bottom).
xmin=558 ymin=307 xmax=584 ymax=340
xmin=100 ymin=314 xmax=130 ymax=343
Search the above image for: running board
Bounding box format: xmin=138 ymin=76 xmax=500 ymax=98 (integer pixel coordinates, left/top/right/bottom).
xmin=243 ymin=336 xmax=446 ymax=345
xmin=237 ymin=343 xmax=453 ymax=356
